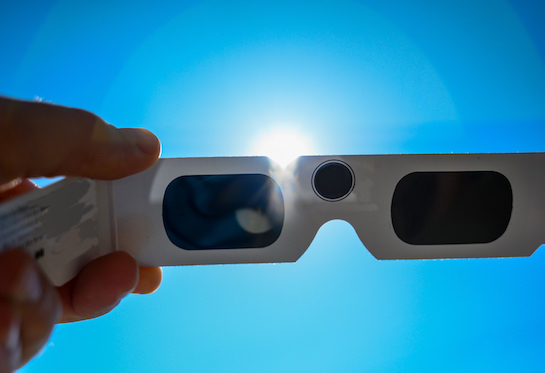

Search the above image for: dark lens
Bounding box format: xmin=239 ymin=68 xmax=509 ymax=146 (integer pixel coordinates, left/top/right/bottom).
xmin=313 ymin=161 xmax=354 ymax=201
xmin=391 ymin=171 xmax=512 ymax=245
xmin=163 ymin=174 xmax=284 ymax=250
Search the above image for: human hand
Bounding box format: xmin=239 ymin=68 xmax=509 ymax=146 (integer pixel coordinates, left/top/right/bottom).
xmin=0 ymin=96 xmax=163 ymax=371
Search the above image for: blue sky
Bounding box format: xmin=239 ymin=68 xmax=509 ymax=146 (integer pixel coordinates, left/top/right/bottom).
xmin=2 ymin=0 xmax=545 ymax=372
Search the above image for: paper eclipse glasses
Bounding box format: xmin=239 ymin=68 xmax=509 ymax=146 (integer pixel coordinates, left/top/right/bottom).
xmin=1 ymin=153 xmax=544 ymax=286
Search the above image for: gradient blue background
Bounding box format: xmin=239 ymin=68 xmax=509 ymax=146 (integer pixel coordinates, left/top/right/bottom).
xmin=2 ymin=0 xmax=545 ymax=372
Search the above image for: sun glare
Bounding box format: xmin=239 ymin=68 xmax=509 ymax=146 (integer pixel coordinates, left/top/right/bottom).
xmin=251 ymin=128 xmax=316 ymax=167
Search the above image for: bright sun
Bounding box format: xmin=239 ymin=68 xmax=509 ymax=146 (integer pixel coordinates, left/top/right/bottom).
xmin=251 ymin=127 xmax=316 ymax=167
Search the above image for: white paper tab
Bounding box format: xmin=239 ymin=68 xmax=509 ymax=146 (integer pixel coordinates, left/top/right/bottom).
xmin=0 ymin=178 xmax=116 ymax=286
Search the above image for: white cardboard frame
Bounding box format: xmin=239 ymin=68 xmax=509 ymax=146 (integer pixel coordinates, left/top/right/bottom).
xmin=1 ymin=153 xmax=544 ymax=285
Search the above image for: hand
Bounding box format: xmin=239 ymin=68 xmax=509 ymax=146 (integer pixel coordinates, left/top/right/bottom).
xmin=0 ymin=96 xmax=163 ymax=371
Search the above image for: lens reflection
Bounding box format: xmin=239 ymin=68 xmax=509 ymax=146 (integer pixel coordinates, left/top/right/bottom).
xmin=163 ymin=174 xmax=284 ymax=250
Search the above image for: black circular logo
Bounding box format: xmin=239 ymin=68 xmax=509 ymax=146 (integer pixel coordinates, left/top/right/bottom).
xmin=312 ymin=160 xmax=355 ymax=201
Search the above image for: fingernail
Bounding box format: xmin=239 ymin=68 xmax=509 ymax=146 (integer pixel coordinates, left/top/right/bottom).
xmin=0 ymin=303 xmax=20 ymax=358
xmin=12 ymin=265 xmax=43 ymax=304
xmin=3 ymin=317 xmax=19 ymax=353
xmin=0 ymin=178 xmax=22 ymax=193
xmin=122 ymin=128 xmax=160 ymax=155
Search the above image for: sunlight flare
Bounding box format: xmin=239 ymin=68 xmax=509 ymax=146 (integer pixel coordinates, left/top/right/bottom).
xmin=251 ymin=127 xmax=316 ymax=167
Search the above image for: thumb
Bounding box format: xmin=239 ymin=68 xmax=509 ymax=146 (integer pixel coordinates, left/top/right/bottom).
xmin=0 ymin=96 xmax=161 ymax=184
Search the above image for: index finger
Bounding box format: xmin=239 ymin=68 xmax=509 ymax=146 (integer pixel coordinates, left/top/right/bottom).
xmin=0 ymin=96 xmax=161 ymax=184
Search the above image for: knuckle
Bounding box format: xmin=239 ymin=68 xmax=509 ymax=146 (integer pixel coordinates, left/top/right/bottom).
xmin=0 ymin=98 xmax=108 ymax=180
xmin=0 ymin=107 xmax=32 ymax=182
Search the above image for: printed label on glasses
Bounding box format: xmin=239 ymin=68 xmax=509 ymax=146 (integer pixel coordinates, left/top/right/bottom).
xmin=0 ymin=178 xmax=100 ymax=256
xmin=0 ymin=178 xmax=110 ymax=285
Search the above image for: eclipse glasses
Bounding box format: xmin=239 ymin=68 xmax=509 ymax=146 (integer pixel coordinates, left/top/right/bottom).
xmin=1 ymin=153 xmax=544 ymax=286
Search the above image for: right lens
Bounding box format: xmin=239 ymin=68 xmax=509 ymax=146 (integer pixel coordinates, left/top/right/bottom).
xmin=163 ymin=174 xmax=284 ymax=250
xmin=391 ymin=171 xmax=512 ymax=245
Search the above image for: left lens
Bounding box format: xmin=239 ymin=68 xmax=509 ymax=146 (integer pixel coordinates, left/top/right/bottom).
xmin=163 ymin=174 xmax=284 ymax=250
